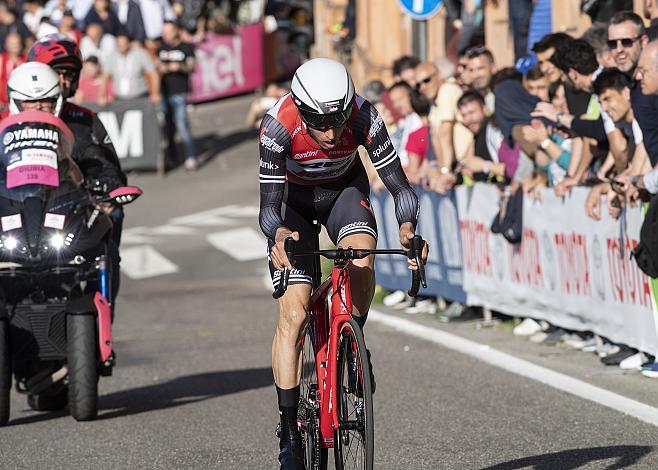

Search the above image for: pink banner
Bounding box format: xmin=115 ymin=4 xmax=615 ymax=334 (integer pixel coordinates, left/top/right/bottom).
xmin=188 ymin=24 xmax=264 ymax=103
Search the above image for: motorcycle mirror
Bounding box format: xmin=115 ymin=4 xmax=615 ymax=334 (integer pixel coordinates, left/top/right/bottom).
xmin=104 ymin=186 xmax=143 ymax=205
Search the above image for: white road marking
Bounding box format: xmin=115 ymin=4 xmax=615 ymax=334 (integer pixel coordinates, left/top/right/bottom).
xmin=121 ymin=227 xmax=158 ymax=245
xmin=368 ymin=309 xmax=658 ymax=428
xmin=169 ymin=205 xmax=258 ymax=226
xmin=120 ymin=245 xmax=179 ymax=279
xmin=206 ymin=227 xmax=266 ymax=261
xmin=150 ymin=224 xmax=198 ymax=236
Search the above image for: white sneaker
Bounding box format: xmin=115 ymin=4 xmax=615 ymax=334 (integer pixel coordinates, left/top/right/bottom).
xmin=383 ymin=290 xmax=406 ymax=307
xmin=513 ymin=318 xmax=542 ymax=336
xmin=404 ymin=299 xmax=436 ymax=315
xmin=619 ymin=352 xmax=647 ymax=370
xmin=529 ymin=331 xmax=548 ymax=343
xmin=597 ymin=343 xmax=620 ymax=358
xmin=579 ymin=337 xmax=598 ymax=352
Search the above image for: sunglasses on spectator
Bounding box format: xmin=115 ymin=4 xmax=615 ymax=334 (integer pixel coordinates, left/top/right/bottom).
xmin=415 ymin=74 xmax=436 ymax=89
xmin=465 ymin=45 xmax=488 ymax=58
xmin=607 ymin=36 xmax=641 ymax=50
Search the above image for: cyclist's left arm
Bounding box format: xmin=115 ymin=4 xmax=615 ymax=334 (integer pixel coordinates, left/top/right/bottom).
xmin=356 ymin=99 xmax=419 ymax=230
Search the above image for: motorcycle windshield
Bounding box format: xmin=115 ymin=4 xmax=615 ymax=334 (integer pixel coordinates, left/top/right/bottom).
xmin=0 ymin=111 xmax=79 ymax=202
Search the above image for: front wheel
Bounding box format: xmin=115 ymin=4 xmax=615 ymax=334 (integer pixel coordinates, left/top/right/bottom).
xmin=67 ymin=314 xmax=98 ymax=421
xmin=0 ymin=319 xmax=11 ymax=426
xmin=334 ymin=318 xmax=374 ymax=470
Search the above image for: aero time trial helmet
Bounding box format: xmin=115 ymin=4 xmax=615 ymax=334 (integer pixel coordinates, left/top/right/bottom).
xmin=7 ymin=62 xmax=63 ymax=116
xmin=290 ymin=58 xmax=355 ymax=131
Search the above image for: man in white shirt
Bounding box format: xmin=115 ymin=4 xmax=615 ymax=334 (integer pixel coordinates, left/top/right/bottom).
xmin=104 ymin=31 xmax=160 ymax=101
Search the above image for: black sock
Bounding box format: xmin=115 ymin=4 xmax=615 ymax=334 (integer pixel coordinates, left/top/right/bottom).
xmin=353 ymin=312 xmax=368 ymax=330
xmin=276 ymin=385 xmax=300 ymax=439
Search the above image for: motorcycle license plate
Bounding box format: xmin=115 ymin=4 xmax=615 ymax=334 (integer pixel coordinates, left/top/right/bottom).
xmin=6 ymin=148 xmax=59 ymax=189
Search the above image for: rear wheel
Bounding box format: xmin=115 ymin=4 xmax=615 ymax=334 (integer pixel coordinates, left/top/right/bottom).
xmin=334 ymin=318 xmax=374 ymax=470
xmin=67 ymin=314 xmax=98 ymax=421
xmin=0 ymin=319 xmax=11 ymax=426
xmin=300 ymin=314 xmax=328 ymax=470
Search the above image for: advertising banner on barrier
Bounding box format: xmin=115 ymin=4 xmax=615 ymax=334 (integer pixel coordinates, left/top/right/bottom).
xmin=188 ymin=24 xmax=264 ymax=103
xmin=85 ymin=98 xmax=162 ymax=172
xmin=370 ymin=187 xmax=466 ymax=303
xmin=457 ymin=184 xmax=658 ymax=355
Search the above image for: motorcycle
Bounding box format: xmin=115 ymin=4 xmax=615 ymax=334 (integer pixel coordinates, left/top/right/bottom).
xmin=0 ymin=111 xmax=141 ymax=424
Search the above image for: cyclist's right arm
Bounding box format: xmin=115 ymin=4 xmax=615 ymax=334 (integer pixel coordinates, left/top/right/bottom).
xmin=258 ymin=114 xmax=295 ymax=269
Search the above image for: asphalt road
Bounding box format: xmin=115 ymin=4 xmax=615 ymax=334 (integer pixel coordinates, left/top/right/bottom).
xmin=2 ymin=96 xmax=658 ymax=469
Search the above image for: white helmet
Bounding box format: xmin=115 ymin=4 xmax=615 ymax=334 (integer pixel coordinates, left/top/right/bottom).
xmin=7 ymin=62 xmax=63 ymax=116
xmin=291 ymin=58 xmax=355 ymax=130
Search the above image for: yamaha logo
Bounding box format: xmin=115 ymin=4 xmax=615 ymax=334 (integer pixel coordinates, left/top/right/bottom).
xmin=3 ymin=133 xmax=13 ymax=146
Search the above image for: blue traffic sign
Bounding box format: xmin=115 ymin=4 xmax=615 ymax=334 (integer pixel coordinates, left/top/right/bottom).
xmin=398 ymin=0 xmax=443 ymax=20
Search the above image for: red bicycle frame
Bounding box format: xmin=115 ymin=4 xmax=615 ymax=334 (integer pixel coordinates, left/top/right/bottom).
xmin=306 ymin=260 xmax=354 ymax=448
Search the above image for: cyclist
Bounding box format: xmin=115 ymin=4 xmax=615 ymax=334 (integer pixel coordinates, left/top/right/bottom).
xmin=259 ymin=58 xmax=428 ymax=470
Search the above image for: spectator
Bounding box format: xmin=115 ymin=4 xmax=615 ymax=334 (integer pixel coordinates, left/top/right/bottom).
xmin=111 ymin=0 xmax=146 ymax=44
xmin=80 ymin=22 xmax=116 ymax=68
xmin=157 ymin=21 xmax=198 ymax=171
xmin=245 ymin=83 xmax=288 ymax=128
xmin=84 ymin=0 xmax=122 ymax=37
xmin=531 ymin=32 xmax=572 ymax=84
xmin=0 ymin=31 xmax=25 ymax=106
xmin=361 ymin=79 xmax=386 ymax=104
xmin=388 ymin=81 xmax=422 ymax=170
xmin=645 ymin=0 xmax=658 ymax=40
xmin=456 ymin=49 xmax=473 ymax=89
xmin=458 ymin=90 xmax=507 ymax=181
xmin=404 ymin=90 xmax=433 ymax=183
xmin=58 ymin=9 xmax=82 ymax=44
xmin=37 ymin=16 xmax=59 ymax=39
xmin=22 ymin=1 xmax=45 ymax=36
xmin=582 ymin=22 xmax=616 ymax=69
xmin=509 ymin=0 xmax=533 ymax=61
xmin=523 ymin=65 xmax=549 ymax=101
xmin=173 ymin=0 xmax=208 ymax=38
xmin=392 ymin=55 xmax=420 ymax=88
xmin=465 ymin=46 xmax=496 ymax=111
xmin=140 ymin=0 xmax=177 ymax=41
xmin=0 ymin=6 xmax=32 ymax=50
xmin=415 ymin=61 xmax=443 ymax=105
xmin=43 ymin=0 xmax=73 ymax=27
xmin=75 ymin=55 xmax=113 ymax=106
xmin=104 ymin=30 xmax=159 ymax=101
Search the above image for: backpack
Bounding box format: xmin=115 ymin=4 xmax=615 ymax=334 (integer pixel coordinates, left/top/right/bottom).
xmin=632 ymin=194 xmax=658 ymax=278
xmin=491 ymin=186 xmax=523 ymax=244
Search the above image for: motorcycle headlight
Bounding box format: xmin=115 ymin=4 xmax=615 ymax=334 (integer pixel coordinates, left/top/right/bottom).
xmin=50 ymin=233 xmax=65 ymax=250
xmin=4 ymin=236 xmax=17 ymax=250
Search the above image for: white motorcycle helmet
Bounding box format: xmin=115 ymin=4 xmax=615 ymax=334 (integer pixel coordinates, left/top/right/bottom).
xmin=7 ymin=62 xmax=63 ymax=116
xmin=291 ymin=58 xmax=355 ymax=131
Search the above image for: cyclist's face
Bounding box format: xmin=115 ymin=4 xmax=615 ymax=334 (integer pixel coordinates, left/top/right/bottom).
xmin=307 ymin=125 xmax=346 ymax=150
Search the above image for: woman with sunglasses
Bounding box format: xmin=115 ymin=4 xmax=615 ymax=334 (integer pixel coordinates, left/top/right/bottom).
xmin=258 ymin=57 xmax=428 ymax=470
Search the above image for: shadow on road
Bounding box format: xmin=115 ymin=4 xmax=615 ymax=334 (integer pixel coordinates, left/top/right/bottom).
xmin=97 ymin=366 xmax=273 ymax=420
xmin=7 ymin=366 xmax=273 ymax=425
xmin=481 ymin=445 xmax=654 ymax=470
xmin=165 ymin=128 xmax=258 ymax=173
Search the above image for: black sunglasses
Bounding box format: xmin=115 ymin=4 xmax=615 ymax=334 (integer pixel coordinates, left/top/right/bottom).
xmin=607 ymin=36 xmax=641 ymax=50
xmin=465 ymin=45 xmax=488 ymax=58
xmin=300 ymin=104 xmax=353 ymax=131
xmin=415 ymin=74 xmax=436 ymax=89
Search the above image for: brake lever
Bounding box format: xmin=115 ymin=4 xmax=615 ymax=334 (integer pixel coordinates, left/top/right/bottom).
xmin=272 ymin=237 xmax=297 ymax=299
xmin=407 ymin=235 xmax=427 ymax=297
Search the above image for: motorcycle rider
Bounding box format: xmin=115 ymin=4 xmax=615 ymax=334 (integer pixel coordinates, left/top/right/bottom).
xmin=25 ymin=34 xmax=127 ymax=308
xmin=7 ymin=61 xmax=124 ymax=306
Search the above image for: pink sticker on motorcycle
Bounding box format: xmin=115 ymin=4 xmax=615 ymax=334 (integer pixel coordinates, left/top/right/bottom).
xmin=6 ymin=149 xmax=59 ymax=188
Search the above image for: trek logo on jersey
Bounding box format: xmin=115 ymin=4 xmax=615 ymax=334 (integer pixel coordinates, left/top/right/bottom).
xmin=259 ymin=159 xmax=279 ymax=170
xmin=291 ymin=125 xmax=302 ymax=138
xmin=260 ymin=128 xmax=284 ymax=153
xmin=292 ymin=150 xmax=318 ymax=160
xmin=372 ymin=138 xmax=392 ymax=159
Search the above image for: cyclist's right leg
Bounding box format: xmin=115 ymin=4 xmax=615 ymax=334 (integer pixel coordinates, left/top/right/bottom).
xmin=268 ymin=202 xmax=315 ymax=470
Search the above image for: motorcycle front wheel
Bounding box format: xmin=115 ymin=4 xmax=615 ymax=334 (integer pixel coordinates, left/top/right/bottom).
xmin=67 ymin=314 xmax=98 ymax=421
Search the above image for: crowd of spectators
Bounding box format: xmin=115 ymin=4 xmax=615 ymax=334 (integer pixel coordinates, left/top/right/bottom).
xmin=353 ymin=7 xmax=658 ymax=376
xmin=0 ymin=0 xmax=247 ymax=169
